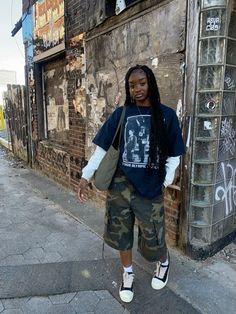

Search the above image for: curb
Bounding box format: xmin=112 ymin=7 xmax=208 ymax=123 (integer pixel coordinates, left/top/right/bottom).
xmin=0 ymin=137 xmax=12 ymax=151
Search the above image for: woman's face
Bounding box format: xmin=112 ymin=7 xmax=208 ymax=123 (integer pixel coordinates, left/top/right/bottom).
xmin=128 ymin=70 xmax=150 ymax=106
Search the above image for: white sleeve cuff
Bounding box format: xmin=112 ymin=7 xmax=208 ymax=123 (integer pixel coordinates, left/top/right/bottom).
xmin=82 ymin=146 xmax=106 ymax=182
xmin=164 ymin=156 xmax=180 ymax=187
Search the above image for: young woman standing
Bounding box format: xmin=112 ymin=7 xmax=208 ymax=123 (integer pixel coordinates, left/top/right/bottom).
xmin=78 ymin=65 xmax=185 ymax=303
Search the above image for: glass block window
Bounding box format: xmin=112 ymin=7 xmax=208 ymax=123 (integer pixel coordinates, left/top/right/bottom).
xmin=195 ymin=117 xmax=220 ymax=138
xmin=222 ymin=92 xmax=236 ymax=115
xmin=189 ymin=1 xmax=236 ymax=246
xmin=194 ymin=140 xmax=218 ymax=161
xmin=192 ymin=184 xmax=215 ymax=204
xmin=228 ymin=11 xmax=236 ymax=38
xmin=199 ymin=38 xmax=225 ymax=65
xmin=201 ymin=9 xmax=227 ymax=37
xmin=202 ymin=0 xmax=227 ymax=8
xmin=192 ymin=163 xmax=215 ymax=184
xmin=226 ymin=40 xmax=236 ymax=65
xmin=190 ymin=225 xmax=211 ymax=244
xmin=197 ymin=92 xmax=222 ymax=115
xmin=215 ymin=158 xmax=236 ymax=182
xmin=198 ymin=66 xmax=224 ymax=90
xmin=224 ymin=67 xmax=236 ymax=90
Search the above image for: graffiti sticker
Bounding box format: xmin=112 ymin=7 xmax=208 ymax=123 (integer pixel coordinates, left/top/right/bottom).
xmin=206 ymin=17 xmax=221 ymax=31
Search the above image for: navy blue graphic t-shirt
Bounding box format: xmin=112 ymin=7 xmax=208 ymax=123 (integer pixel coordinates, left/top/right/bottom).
xmin=93 ymin=103 xmax=185 ymax=199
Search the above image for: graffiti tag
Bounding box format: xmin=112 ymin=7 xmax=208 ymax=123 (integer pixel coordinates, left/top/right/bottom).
xmin=215 ymin=162 xmax=236 ymax=216
xmin=220 ymin=118 xmax=236 ymax=155
xmin=225 ymin=75 xmax=236 ymax=90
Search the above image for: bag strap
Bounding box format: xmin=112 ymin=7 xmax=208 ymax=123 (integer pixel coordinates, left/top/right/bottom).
xmin=112 ymin=106 xmax=126 ymax=147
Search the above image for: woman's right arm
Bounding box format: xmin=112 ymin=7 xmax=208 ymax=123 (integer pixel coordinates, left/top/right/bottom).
xmin=78 ymin=104 xmax=123 ymax=202
xmin=77 ymin=146 xmax=106 ymax=202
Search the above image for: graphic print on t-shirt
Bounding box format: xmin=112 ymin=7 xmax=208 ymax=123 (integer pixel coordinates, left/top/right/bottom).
xmin=122 ymin=115 xmax=151 ymax=168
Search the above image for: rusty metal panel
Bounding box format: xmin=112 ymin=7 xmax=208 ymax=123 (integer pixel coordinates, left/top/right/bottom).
xmin=85 ymin=0 xmax=186 ymax=157
xmin=4 ymin=85 xmax=28 ymax=162
xmin=43 ymin=57 xmax=69 ymax=145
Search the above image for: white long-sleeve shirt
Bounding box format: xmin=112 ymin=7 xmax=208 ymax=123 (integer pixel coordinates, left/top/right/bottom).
xmin=82 ymin=146 xmax=180 ymax=188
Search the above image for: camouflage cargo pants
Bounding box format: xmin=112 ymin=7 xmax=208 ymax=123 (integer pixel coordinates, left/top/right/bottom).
xmin=104 ymin=169 xmax=167 ymax=262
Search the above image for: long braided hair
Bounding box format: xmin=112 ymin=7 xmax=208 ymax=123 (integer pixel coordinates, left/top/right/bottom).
xmin=124 ymin=65 xmax=168 ymax=175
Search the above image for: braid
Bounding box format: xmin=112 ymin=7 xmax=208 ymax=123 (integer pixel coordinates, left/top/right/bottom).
xmin=124 ymin=65 xmax=168 ymax=175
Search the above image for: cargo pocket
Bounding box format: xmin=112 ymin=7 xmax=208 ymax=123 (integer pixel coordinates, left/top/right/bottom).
xmin=153 ymin=220 xmax=165 ymax=248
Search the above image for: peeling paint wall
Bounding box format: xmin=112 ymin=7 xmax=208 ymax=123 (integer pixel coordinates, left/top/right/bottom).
xmin=67 ymin=34 xmax=86 ymax=119
xmin=85 ymin=0 xmax=186 ymax=158
xmin=66 ymin=34 xmax=87 ymax=191
xmin=34 ymin=0 xmax=65 ymax=55
xmin=4 ymin=85 xmax=28 ymax=161
xmin=43 ymin=57 xmax=69 ymax=145
xmin=36 ymin=56 xmax=70 ymax=186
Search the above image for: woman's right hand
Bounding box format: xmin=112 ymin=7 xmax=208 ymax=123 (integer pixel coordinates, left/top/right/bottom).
xmin=77 ymin=178 xmax=89 ymax=203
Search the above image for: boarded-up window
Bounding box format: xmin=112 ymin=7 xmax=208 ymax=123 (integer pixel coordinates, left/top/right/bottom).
xmin=43 ymin=57 xmax=69 ymax=145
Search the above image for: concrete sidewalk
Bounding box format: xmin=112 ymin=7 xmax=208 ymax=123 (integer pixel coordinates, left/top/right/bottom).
xmin=0 ymin=145 xmax=235 ymax=313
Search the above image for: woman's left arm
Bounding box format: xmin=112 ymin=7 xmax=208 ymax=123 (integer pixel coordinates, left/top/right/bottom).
xmin=163 ymin=156 xmax=180 ymax=187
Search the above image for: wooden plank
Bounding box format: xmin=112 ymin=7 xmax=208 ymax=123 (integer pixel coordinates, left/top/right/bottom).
xmin=179 ymin=0 xmax=200 ymax=250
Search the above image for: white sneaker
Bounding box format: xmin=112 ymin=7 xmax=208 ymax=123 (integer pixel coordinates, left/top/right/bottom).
xmin=151 ymin=261 xmax=169 ymax=290
xmin=119 ymin=272 xmax=134 ymax=303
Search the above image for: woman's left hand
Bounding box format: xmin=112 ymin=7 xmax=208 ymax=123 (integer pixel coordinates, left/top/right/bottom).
xmin=77 ymin=178 xmax=89 ymax=202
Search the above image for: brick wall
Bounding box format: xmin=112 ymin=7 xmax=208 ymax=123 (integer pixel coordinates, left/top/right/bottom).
xmin=66 ymin=0 xmax=86 ymax=192
xmin=30 ymin=1 xmax=87 ymax=192
xmin=66 ymin=0 xmax=85 ymax=39
xmin=37 ymin=141 xmax=70 ymax=187
xmin=164 ymin=187 xmax=182 ymax=246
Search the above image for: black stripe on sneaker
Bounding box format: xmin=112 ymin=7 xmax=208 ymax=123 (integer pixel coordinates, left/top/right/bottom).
xmin=154 ymin=264 xmax=169 ymax=283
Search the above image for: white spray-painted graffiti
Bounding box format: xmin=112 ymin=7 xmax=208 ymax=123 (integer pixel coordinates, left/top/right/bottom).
xmin=225 ymin=75 xmax=236 ymax=90
xmin=220 ymin=118 xmax=236 ymax=155
xmin=215 ymin=162 xmax=236 ymax=216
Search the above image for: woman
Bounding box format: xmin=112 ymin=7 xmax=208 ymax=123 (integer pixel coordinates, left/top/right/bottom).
xmin=77 ymin=65 xmax=185 ymax=303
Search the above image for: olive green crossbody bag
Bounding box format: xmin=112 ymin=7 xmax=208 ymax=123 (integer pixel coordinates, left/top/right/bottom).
xmin=93 ymin=106 xmax=126 ymax=191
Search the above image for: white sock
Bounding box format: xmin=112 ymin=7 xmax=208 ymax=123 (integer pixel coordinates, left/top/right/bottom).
xmin=123 ymin=265 xmax=133 ymax=273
